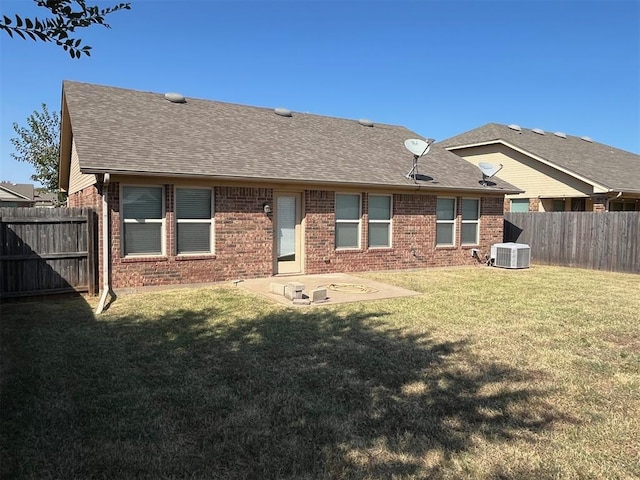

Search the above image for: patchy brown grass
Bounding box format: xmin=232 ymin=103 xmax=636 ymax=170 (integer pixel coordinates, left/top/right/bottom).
xmin=1 ymin=265 xmax=638 ymax=479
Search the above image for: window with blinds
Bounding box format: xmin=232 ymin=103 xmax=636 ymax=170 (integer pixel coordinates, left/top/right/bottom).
xmin=436 ymin=197 xmax=456 ymax=246
xmin=122 ymin=186 xmax=164 ymax=255
xmin=335 ymin=194 xmax=361 ymax=249
xmin=176 ymin=188 xmax=214 ymax=255
xmin=368 ymin=195 xmax=392 ymax=248
xmin=461 ymin=198 xmax=480 ymax=245
xmin=277 ymin=196 xmax=296 ymax=261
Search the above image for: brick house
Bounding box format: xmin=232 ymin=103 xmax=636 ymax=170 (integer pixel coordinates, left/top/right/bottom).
xmin=59 ymin=81 xmax=521 ymax=292
xmin=441 ymin=123 xmax=640 ymax=212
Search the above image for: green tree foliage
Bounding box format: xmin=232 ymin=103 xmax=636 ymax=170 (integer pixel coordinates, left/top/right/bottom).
xmin=11 ymin=104 xmax=61 ymax=193
xmin=0 ymin=0 xmax=130 ymax=58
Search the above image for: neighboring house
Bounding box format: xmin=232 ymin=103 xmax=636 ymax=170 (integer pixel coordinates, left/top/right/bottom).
xmin=0 ymin=183 xmax=35 ymax=207
xmin=59 ymin=81 xmax=521 ymax=291
xmin=34 ymin=190 xmax=59 ymax=207
xmin=0 ymin=183 xmax=58 ymax=207
xmin=440 ymin=123 xmax=640 ymax=212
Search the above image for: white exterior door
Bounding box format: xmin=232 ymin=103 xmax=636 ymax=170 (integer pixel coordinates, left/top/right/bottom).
xmin=275 ymin=192 xmax=303 ymax=274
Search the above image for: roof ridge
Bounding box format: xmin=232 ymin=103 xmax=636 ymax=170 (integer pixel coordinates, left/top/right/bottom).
xmin=63 ymin=80 xmax=407 ymax=129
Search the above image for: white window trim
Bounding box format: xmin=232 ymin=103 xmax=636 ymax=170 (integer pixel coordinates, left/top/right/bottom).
xmin=461 ymin=197 xmax=480 ymax=246
xmin=121 ymin=184 xmax=166 ymax=257
xmin=335 ymin=193 xmax=362 ymax=250
xmin=436 ymin=196 xmax=457 ymax=247
xmin=175 ymin=186 xmax=215 ymax=256
xmin=368 ymin=194 xmax=392 ymax=249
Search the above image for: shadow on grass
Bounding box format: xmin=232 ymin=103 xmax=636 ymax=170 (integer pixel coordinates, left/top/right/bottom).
xmin=1 ymin=292 xmax=574 ymax=479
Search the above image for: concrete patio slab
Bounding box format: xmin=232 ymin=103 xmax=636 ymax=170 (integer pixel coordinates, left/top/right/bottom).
xmin=239 ymin=273 xmax=420 ymax=306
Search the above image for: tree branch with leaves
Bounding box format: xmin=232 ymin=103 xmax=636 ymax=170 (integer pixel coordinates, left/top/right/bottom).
xmin=11 ymin=104 xmax=62 ymax=196
xmin=0 ymin=0 xmax=130 ymax=58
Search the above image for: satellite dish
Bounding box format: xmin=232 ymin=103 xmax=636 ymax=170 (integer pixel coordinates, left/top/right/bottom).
xmin=404 ymin=138 xmax=433 ymax=180
xmin=478 ymin=162 xmax=503 ymax=186
xmin=404 ymin=139 xmax=430 ymax=157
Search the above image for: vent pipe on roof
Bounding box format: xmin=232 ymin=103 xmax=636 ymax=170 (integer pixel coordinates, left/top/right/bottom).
xmin=274 ymin=107 xmax=292 ymax=117
xmin=358 ymin=118 xmax=374 ymax=127
xmin=164 ymin=92 xmax=186 ymax=103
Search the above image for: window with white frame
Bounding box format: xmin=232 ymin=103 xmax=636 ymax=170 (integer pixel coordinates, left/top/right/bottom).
xmin=122 ymin=186 xmax=164 ymax=256
xmin=335 ymin=193 xmax=361 ymax=249
xmin=461 ymin=198 xmax=480 ymax=245
xmin=368 ymin=195 xmax=392 ymax=248
xmin=436 ymin=197 xmax=456 ymax=246
xmin=176 ymin=188 xmax=214 ymax=254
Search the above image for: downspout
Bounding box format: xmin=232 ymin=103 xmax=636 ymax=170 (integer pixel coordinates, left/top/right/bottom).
xmin=605 ymin=191 xmax=623 ymax=212
xmin=95 ymin=173 xmax=115 ymax=314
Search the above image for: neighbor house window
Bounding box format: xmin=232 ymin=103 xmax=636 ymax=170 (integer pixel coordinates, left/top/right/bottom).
xmin=436 ymin=197 xmax=456 ymax=246
xmin=552 ymin=199 xmax=566 ymax=212
xmin=610 ymin=201 xmax=636 ymax=211
xmin=510 ymin=198 xmax=529 ymax=212
xmin=176 ymin=188 xmax=214 ymax=254
xmin=571 ymin=198 xmax=586 ymax=211
xmin=461 ymin=198 xmax=480 ymax=245
xmin=335 ymin=193 xmax=361 ymax=249
xmin=122 ymin=186 xmax=164 ymax=256
xmin=368 ymin=195 xmax=392 ymax=248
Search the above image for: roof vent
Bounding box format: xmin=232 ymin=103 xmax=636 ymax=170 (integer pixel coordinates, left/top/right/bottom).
xmin=358 ymin=118 xmax=374 ymax=127
xmin=532 ymin=128 xmax=545 ymax=135
xmin=164 ymin=92 xmax=186 ymax=103
xmin=581 ymin=136 xmax=593 ymax=142
xmin=553 ymin=131 xmax=567 ymax=139
xmin=274 ymin=107 xmax=292 ymax=117
xmin=508 ymin=124 xmax=522 ymax=132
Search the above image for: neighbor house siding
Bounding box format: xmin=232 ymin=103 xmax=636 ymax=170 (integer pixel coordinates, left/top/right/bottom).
xmin=453 ymin=144 xmax=594 ymax=200
xmin=68 ymin=139 xmax=97 ymax=195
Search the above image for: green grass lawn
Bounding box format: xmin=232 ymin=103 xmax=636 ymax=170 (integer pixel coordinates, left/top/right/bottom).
xmin=1 ymin=266 xmax=638 ymax=479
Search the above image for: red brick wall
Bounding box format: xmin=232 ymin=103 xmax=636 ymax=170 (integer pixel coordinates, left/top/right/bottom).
xmin=68 ymin=184 xmax=104 ymax=286
xmin=305 ymin=191 xmax=503 ymax=273
xmin=71 ymin=183 xmax=504 ymax=291
xmin=71 ymin=183 xmax=273 ymax=290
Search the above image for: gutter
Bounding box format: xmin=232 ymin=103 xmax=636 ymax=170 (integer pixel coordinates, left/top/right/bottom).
xmin=95 ymin=173 xmax=115 ymax=314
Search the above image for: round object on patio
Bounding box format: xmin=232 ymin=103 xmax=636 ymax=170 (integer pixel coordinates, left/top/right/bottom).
xmin=319 ymin=283 xmax=379 ymax=294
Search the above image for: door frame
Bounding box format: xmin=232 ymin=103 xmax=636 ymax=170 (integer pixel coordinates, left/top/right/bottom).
xmin=273 ymin=191 xmax=304 ymax=275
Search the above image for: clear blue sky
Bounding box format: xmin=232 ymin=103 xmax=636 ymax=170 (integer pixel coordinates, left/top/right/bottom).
xmin=1 ymin=0 xmax=638 ymax=187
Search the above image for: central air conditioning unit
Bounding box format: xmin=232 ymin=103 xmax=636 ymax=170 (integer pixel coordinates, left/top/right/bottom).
xmin=490 ymin=242 xmax=531 ymax=269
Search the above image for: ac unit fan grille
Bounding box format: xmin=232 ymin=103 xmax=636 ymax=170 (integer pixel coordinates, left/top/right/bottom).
xmin=494 ymin=245 xmax=531 ymax=269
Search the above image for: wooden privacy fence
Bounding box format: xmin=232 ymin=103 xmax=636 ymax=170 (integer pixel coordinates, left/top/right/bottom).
xmin=504 ymin=212 xmax=640 ymax=274
xmin=0 ymin=207 xmax=97 ymax=298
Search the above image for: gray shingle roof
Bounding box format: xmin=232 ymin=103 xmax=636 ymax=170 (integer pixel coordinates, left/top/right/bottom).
xmin=62 ymin=81 xmax=520 ymax=194
xmin=0 ymin=183 xmax=34 ymax=200
xmin=440 ymin=123 xmax=640 ymax=194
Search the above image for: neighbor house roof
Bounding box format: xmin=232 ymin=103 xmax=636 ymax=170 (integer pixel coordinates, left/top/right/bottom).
xmin=60 ymin=81 xmax=520 ymax=194
xmin=440 ymin=123 xmax=640 ymax=194
xmin=0 ymin=183 xmax=34 ymax=203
